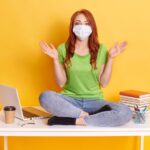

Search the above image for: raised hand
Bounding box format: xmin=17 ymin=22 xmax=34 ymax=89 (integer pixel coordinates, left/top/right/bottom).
xmin=108 ymin=41 xmax=128 ymax=59
xmin=39 ymin=40 xmax=58 ymax=60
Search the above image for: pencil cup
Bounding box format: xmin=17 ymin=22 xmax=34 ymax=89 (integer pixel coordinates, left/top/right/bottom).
xmin=133 ymin=110 xmax=146 ymax=124
xmin=3 ymin=106 xmax=16 ymax=124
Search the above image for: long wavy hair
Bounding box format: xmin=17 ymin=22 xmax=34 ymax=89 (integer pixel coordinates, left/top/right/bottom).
xmin=64 ymin=9 xmax=100 ymax=70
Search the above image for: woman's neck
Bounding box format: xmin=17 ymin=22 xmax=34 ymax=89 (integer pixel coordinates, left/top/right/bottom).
xmin=75 ymin=38 xmax=89 ymax=50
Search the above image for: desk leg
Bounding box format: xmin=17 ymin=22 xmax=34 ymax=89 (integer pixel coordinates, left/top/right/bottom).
xmin=4 ymin=136 xmax=8 ymax=150
xmin=140 ymin=136 xmax=144 ymax=150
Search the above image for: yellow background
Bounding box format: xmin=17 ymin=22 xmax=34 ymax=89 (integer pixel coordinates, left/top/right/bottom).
xmin=0 ymin=0 xmax=150 ymax=149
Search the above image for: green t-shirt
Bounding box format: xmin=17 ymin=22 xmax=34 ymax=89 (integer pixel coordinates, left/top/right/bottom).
xmin=57 ymin=43 xmax=108 ymax=100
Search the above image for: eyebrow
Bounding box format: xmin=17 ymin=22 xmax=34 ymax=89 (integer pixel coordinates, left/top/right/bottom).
xmin=74 ymin=20 xmax=89 ymax=23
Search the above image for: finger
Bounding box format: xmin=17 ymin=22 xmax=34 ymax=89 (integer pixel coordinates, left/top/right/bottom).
xmin=113 ymin=42 xmax=119 ymax=49
xmin=41 ymin=48 xmax=48 ymax=54
xmin=39 ymin=41 xmax=48 ymax=50
xmin=115 ymin=44 xmax=120 ymax=52
xmin=120 ymin=41 xmax=128 ymax=49
xmin=40 ymin=42 xmax=49 ymax=51
xmin=40 ymin=40 xmax=46 ymax=44
xmin=43 ymin=50 xmax=52 ymax=55
xmin=42 ymin=41 xmax=50 ymax=48
xmin=41 ymin=48 xmax=47 ymax=54
xmin=39 ymin=40 xmax=45 ymax=47
xmin=50 ymin=43 xmax=56 ymax=49
xmin=40 ymin=44 xmax=47 ymax=50
xmin=39 ymin=40 xmax=49 ymax=49
xmin=122 ymin=41 xmax=128 ymax=46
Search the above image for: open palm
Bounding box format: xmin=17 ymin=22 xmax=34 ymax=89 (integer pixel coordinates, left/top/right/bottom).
xmin=39 ymin=40 xmax=58 ymax=60
xmin=108 ymin=41 xmax=128 ymax=59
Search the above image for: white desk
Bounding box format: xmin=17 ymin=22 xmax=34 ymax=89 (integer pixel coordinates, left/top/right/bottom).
xmin=0 ymin=111 xmax=150 ymax=150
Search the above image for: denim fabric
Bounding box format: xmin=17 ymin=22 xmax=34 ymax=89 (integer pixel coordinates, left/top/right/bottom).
xmin=39 ymin=90 xmax=132 ymax=127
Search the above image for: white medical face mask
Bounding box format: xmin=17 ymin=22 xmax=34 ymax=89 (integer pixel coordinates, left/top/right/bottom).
xmin=73 ymin=24 xmax=92 ymax=41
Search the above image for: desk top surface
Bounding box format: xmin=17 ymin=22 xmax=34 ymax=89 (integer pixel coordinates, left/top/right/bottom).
xmin=0 ymin=110 xmax=150 ymax=136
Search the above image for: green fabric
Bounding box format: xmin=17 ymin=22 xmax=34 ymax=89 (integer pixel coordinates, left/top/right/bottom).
xmin=57 ymin=42 xmax=108 ymax=100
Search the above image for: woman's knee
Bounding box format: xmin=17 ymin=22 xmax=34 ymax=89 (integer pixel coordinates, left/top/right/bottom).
xmin=39 ymin=90 xmax=56 ymax=107
xmin=107 ymin=102 xmax=132 ymax=126
xmin=116 ymin=103 xmax=133 ymax=125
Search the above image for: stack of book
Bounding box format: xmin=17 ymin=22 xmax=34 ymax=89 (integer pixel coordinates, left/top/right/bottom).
xmin=119 ymin=90 xmax=150 ymax=111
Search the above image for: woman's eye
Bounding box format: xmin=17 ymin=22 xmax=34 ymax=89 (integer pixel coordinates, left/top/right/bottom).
xmin=85 ymin=22 xmax=90 ymax=25
xmin=74 ymin=22 xmax=90 ymax=25
xmin=74 ymin=22 xmax=81 ymax=25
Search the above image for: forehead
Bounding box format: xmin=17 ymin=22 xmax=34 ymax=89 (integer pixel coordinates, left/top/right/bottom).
xmin=74 ymin=13 xmax=88 ymax=22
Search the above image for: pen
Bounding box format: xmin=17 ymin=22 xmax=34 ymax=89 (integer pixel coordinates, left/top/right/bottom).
xmin=134 ymin=104 xmax=140 ymax=111
xmin=141 ymin=106 xmax=147 ymax=113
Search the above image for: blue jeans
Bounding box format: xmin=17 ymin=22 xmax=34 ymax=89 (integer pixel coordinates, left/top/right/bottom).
xmin=39 ymin=90 xmax=132 ymax=127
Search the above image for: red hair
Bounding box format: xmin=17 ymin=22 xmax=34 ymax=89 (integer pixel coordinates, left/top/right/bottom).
xmin=64 ymin=9 xmax=100 ymax=70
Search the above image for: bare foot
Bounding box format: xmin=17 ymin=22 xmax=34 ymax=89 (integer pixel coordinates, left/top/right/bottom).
xmin=76 ymin=117 xmax=86 ymax=126
xmin=79 ymin=111 xmax=89 ymax=118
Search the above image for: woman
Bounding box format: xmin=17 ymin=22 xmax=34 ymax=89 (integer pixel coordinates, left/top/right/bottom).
xmin=39 ymin=9 xmax=132 ymax=126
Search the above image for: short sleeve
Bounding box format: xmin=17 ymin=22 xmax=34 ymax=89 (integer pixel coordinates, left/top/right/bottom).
xmin=99 ymin=43 xmax=108 ymax=65
xmin=57 ymin=43 xmax=66 ymax=64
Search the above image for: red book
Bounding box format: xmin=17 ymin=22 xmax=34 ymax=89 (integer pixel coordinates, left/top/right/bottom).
xmin=119 ymin=90 xmax=150 ymax=98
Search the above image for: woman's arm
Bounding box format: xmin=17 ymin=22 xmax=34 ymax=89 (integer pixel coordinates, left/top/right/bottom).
xmin=99 ymin=41 xmax=128 ymax=87
xmin=53 ymin=58 xmax=67 ymax=87
xmin=99 ymin=57 xmax=113 ymax=88
xmin=39 ymin=41 xmax=67 ymax=87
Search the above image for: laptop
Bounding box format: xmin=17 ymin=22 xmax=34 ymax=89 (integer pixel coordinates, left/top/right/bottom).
xmin=0 ymin=84 xmax=53 ymax=120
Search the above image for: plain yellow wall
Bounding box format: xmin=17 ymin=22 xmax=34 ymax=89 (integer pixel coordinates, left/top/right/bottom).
xmin=0 ymin=0 xmax=150 ymax=150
